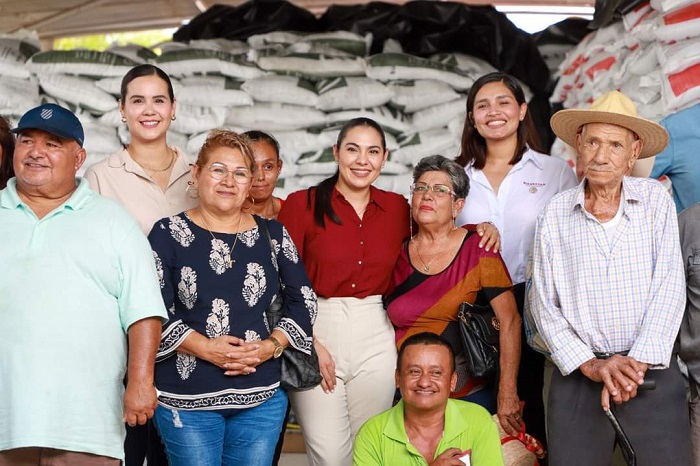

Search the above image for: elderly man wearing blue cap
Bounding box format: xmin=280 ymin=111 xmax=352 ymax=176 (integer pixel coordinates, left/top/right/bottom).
xmin=0 ymin=103 xmax=167 ymax=465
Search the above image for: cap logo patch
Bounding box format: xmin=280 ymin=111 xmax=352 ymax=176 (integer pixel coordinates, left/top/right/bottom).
xmin=40 ymin=108 xmax=53 ymax=120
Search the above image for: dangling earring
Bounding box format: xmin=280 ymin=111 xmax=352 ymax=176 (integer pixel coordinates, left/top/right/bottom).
xmin=409 ymin=207 xmax=414 ymax=239
xmin=121 ymin=116 xmax=127 ymax=123
xmin=171 ymin=115 xmax=177 ymax=121
xmin=186 ymin=180 xmax=199 ymax=199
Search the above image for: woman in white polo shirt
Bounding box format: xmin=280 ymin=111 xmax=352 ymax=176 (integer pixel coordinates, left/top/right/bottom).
xmin=455 ymin=72 xmax=577 ymax=450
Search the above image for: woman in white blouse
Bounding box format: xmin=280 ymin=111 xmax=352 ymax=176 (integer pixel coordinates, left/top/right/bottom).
xmin=455 ymin=72 xmax=577 ymax=449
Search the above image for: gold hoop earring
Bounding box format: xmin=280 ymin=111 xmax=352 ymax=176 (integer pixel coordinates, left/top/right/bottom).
xmin=249 ymin=196 xmax=256 ymax=206
xmin=186 ymin=181 xmax=199 ymax=199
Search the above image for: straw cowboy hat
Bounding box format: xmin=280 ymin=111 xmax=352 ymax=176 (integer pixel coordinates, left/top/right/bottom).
xmin=550 ymin=90 xmax=669 ymax=159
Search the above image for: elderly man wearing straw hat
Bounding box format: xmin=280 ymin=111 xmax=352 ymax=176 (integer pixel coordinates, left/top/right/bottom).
xmin=528 ymin=90 xmax=691 ymax=465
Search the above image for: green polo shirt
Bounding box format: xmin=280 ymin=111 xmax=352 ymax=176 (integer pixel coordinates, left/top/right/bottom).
xmin=0 ymin=178 xmax=167 ymax=461
xmin=353 ymin=399 xmax=504 ymax=465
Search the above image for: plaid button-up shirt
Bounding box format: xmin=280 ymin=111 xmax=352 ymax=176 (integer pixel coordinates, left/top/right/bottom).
xmin=528 ymin=176 xmax=685 ymax=375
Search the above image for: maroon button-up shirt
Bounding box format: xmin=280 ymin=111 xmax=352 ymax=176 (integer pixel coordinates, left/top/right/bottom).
xmin=279 ymin=186 xmax=410 ymax=299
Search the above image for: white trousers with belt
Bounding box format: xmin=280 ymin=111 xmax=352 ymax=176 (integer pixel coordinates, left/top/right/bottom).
xmin=289 ymin=295 xmax=397 ymax=466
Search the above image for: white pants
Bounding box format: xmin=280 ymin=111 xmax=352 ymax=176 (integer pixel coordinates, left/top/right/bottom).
xmin=289 ymin=296 xmax=397 ymax=466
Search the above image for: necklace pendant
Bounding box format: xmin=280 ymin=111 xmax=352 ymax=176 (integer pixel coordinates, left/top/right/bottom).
xmin=423 ymin=265 xmax=430 ymax=273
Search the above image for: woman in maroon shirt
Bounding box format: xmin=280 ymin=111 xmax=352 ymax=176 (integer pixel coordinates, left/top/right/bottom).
xmin=279 ymin=118 xmax=498 ymax=465
xmin=279 ymin=118 xmax=405 ymax=466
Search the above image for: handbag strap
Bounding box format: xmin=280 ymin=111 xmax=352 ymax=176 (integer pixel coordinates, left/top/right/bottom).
xmin=254 ymin=215 xmax=283 ymax=288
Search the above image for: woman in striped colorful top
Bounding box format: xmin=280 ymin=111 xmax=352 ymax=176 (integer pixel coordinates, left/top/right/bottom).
xmin=384 ymin=154 xmax=523 ymax=437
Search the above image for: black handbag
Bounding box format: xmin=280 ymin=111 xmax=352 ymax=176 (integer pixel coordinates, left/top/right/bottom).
xmin=254 ymin=216 xmax=322 ymax=391
xmin=457 ymin=301 xmax=500 ymax=379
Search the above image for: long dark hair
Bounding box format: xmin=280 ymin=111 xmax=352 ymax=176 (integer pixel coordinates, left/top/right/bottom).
xmin=309 ymin=117 xmax=387 ymax=228
xmin=120 ymin=64 xmax=175 ymax=102
xmin=455 ymin=72 xmax=543 ymax=169
xmin=0 ymin=115 xmax=15 ymax=189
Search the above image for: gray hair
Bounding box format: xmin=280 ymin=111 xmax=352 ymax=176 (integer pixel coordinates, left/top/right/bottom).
xmin=412 ymin=154 xmax=470 ymax=199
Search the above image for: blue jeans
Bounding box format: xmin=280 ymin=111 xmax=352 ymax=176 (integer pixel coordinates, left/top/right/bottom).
xmin=153 ymin=389 xmax=287 ymax=466
xmin=462 ymin=385 xmax=496 ymax=414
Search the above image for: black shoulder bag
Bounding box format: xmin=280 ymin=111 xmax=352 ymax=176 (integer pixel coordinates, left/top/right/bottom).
xmin=254 ymin=216 xmax=322 ymax=391
xmin=457 ymin=301 xmax=500 ymax=379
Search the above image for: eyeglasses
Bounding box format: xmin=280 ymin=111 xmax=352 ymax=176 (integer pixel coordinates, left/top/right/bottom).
xmin=410 ymin=182 xmax=456 ymax=198
xmin=207 ymin=163 xmax=253 ymax=184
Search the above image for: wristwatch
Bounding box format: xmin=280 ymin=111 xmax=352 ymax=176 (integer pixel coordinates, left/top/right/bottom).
xmin=270 ymin=336 xmax=284 ymax=359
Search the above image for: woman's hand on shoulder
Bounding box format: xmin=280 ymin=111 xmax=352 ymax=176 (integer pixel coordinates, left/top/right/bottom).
xmin=476 ymin=221 xmax=500 ymax=252
xmin=315 ymin=339 xmax=337 ymax=394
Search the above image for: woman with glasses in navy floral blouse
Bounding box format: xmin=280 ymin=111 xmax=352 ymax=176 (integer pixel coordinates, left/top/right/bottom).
xmin=148 ymin=129 xmax=316 ymax=466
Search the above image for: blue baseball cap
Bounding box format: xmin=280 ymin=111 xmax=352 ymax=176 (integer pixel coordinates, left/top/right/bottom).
xmin=11 ymin=103 xmax=85 ymax=147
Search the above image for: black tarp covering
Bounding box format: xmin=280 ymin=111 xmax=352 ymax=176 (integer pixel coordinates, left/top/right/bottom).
xmin=590 ymin=0 xmax=647 ymax=28
xmin=174 ymin=0 xmax=550 ymax=94
xmin=173 ymin=0 xmax=321 ymax=42
xmin=532 ymin=17 xmax=592 ymax=147
xmin=532 ymin=17 xmax=591 ymax=50
xmin=173 ymin=0 xmax=558 ymax=149
xmin=321 ymin=1 xmax=550 ymax=94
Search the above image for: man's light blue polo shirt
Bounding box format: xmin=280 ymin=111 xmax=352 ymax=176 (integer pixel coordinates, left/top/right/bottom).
xmin=0 ymin=178 xmax=167 ymax=461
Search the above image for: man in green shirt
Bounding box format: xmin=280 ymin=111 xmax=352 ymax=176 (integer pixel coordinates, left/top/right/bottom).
xmin=353 ymin=332 xmax=504 ymax=465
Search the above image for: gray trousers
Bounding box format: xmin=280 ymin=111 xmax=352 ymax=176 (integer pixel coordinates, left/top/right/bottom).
xmin=547 ymin=357 xmax=691 ymax=466
xmin=690 ymin=380 xmax=700 ymax=466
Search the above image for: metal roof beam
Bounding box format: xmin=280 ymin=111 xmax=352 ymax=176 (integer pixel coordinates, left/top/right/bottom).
xmin=12 ymin=0 xmax=110 ymax=33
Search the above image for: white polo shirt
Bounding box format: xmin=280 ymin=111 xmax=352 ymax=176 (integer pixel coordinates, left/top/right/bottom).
xmin=457 ymin=148 xmax=577 ymax=284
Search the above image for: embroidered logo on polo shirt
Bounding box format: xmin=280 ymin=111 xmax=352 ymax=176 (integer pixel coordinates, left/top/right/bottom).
xmin=523 ymin=181 xmax=545 ymax=194
xmin=40 ymin=108 xmax=53 ymax=120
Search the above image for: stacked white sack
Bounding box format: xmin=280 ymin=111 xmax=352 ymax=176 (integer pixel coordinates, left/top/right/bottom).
xmin=549 ymin=0 xmax=700 ymax=193
xmin=1 ymin=29 xmax=529 ymax=199
xmin=0 ymin=31 xmax=41 ymax=125
xmin=553 ymin=0 xmax=700 ymax=118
